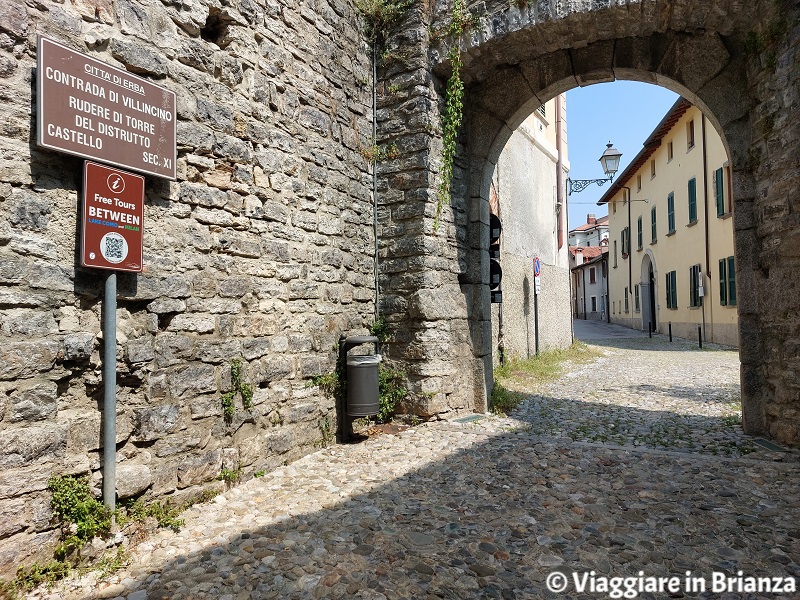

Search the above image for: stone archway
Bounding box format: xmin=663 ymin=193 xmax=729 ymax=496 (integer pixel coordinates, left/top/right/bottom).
xmin=377 ymin=1 xmax=799 ymax=446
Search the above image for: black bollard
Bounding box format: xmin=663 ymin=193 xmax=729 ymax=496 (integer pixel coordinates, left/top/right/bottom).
xmin=669 ymin=322 xmax=672 ymax=342
xmin=648 ymin=321 xmax=652 ymax=338
xmin=698 ymin=326 xmax=703 ymax=349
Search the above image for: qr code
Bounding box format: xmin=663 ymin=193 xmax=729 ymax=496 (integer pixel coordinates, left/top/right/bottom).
xmin=105 ymin=236 xmax=124 ymax=260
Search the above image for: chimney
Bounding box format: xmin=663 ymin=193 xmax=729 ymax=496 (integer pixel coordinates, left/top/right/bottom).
xmin=587 ymin=213 xmax=596 ymax=225
xmin=574 ymin=247 xmax=584 ymax=266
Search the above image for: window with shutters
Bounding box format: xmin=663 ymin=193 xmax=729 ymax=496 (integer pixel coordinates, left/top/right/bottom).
xmin=624 ymin=287 xmax=629 ymax=313
xmin=634 ymin=284 xmax=640 ymax=312
xmin=688 ymin=177 xmax=697 ymax=223
xmin=651 ymin=206 xmax=657 ymax=242
xmin=590 ymin=267 xmax=596 ymax=284
xmin=689 ymin=264 xmax=702 ymax=308
xmin=687 ymin=119 xmax=695 ymax=150
xmin=714 ymin=167 xmax=725 ymax=217
xmin=650 ymin=159 xmax=656 ymax=179
xmin=666 ymin=270 xmax=677 ymax=309
xmin=667 ymin=192 xmax=675 ymax=233
xmin=667 ymin=141 xmax=674 ymax=161
xmin=591 ymin=296 xmax=597 ymax=312
xmin=719 ymin=256 xmax=736 ymax=306
xmin=637 ymin=216 xmax=643 ymax=250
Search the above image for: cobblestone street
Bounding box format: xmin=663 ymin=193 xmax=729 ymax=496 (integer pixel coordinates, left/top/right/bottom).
xmin=35 ymin=326 xmax=800 ymax=599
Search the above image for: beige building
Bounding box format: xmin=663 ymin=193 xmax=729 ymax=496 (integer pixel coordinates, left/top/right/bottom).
xmin=597 ymin=99 xmax=738 ymax=346
xmin=491 ymin=95 xmax=573 ymax=362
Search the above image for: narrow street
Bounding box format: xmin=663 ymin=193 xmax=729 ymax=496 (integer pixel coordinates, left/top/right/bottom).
xmin=37 ymin=323 xmax=799 ymax=599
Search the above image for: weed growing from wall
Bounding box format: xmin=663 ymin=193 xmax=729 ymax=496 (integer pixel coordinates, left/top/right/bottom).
xmin=221 ymin=358 xmax=254 ymax=423
xmin=48 ymin=474 xmax=113 ymax=560
xmin=356 ymin=0 xmax=414 ymax=48
xmin=435 ymin=0 xmax=474 ymax=232
xmin=377 ymin=365 xmax=409 ymax=422
xmin=218 ymin=466 xmax=243 ymax=486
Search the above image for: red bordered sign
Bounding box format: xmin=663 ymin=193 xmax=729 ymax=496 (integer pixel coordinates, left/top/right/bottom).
xmin=81 ymin=161 xmax=144 ymax=273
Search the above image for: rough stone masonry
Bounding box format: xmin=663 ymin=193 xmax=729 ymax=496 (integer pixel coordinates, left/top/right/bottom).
xmin=1 ymin=0 xmax=799 ymax=580
xmin=0 ymin=0 xmax=375 ymax=575
xmin=374 ymin=0 xmax=800 ymax=445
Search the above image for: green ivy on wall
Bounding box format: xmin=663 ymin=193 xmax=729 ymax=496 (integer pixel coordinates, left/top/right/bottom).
xmin=435 ymin=0 xmax=474 ymax=232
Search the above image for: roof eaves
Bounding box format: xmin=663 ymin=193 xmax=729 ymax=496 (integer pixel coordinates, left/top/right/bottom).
xmin=596 ymin=97 xmax=691 ymax=206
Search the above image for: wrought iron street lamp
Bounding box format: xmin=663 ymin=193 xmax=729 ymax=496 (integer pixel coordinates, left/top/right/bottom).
xmin=567 ymin=143 xmax=623 ymax=195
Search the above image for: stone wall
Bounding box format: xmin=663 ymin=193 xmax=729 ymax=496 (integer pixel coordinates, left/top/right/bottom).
xmin=375 ymin=6 xmax=486 ymax=416
xmin=738 ymin=0 xmax=800 ymax=445
xmin=376 ymin=0 xmax=798 ymax=446
xmin=0 ymin=0 xmax=374 ymax=574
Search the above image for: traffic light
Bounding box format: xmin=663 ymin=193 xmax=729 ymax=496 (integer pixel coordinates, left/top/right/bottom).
xmin=489 ymin=214 xmax=502 ymax=303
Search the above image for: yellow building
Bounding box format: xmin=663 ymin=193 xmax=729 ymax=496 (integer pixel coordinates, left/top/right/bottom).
xmin=597 ymin=99 xmax=738 ymax=346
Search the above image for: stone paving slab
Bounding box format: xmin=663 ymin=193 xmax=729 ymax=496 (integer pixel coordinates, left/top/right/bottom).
xmin=29 ymin=337 xmax=800 ymax=600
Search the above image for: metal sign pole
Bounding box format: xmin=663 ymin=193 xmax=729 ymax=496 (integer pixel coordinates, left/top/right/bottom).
xmin=102 ymin=271 xmax=117 ymax=512
xmin=534 ymin=289 xmax=540 ymax=356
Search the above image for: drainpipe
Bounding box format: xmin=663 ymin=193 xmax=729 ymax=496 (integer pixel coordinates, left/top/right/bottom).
xmin=605 ymin=255 xmax=610 ymax=323
xmin=626 ymin=187 xmax=632 ymax=319
xmin=372 ymin=44 xmax=379 ymax=320
xmin=556 ymin=94 xmax=565 ymax=249
xmin=701 ymin=114 xmax=710 ymax=342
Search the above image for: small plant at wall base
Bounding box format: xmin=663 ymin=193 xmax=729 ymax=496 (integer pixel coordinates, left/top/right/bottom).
xmin=218 ymin=466 xmax=243 ymax=486
xmin=377 ymin=365 xmax=409 ymax=423
xmin=317 ymin=415 xmax=336 ymax=448
xmin=116 ymin=498 xmax=185 ymax=532
xmin=48 ymin=474 xmax=114 ymax=560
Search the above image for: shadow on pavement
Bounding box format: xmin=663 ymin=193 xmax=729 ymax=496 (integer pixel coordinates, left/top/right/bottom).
xmin=72 ymin=413 xmax=799 ymax=599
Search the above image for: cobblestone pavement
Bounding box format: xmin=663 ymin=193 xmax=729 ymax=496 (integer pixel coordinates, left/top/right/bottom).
xmin=34 ymin=333 xmax=800 ymax=600
xmin=496 ymin=334 xmax=766 ymax=458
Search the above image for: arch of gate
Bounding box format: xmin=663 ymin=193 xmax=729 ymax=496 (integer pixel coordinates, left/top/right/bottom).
xmin=377 ymin=1 xmax=799 ymax=447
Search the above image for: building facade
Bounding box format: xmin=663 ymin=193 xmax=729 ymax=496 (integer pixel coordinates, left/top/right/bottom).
xmin=568 ymin=214 xmax=609 ymax=247
xmin=570 ymin=243 xmax=609 ymax=321
xmin=598 ymin=99 xmax=738 ymax=346
xmin=491 ymin=96 xmax=573 ymax=362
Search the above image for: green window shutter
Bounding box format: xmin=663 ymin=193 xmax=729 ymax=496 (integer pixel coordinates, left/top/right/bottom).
xmin=637 ymin=216 xmax=642 ymax=249
xmin=666 ymin=271 xmax=678 ymax=309
xmin=719 ymin=258 xmax=727 ymax=305
xmin=689 ymin=265 xmax=702 ymax=307
xmin=665 ymin=272 xmax=671 ymax=308
xmin=667 ymin=193 xmax=675 ymax=232
xmin=715 ymin=167 xmax=725 ymax=216
xmin=651 ymin=206 xmax=657 ymax=241
xmin=688 ymin=178 xmax=697 ymax=222
xmin=728 ymin=256 xmax=736 ymax=306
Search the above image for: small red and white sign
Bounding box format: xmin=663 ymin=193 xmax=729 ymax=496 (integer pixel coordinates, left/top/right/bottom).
xmin=81 ymin=161 xmax=144 ymax=272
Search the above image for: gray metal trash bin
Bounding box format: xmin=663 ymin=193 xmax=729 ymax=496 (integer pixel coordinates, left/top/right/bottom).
xmin=346 ymin=353 xmax=382 ymax=417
